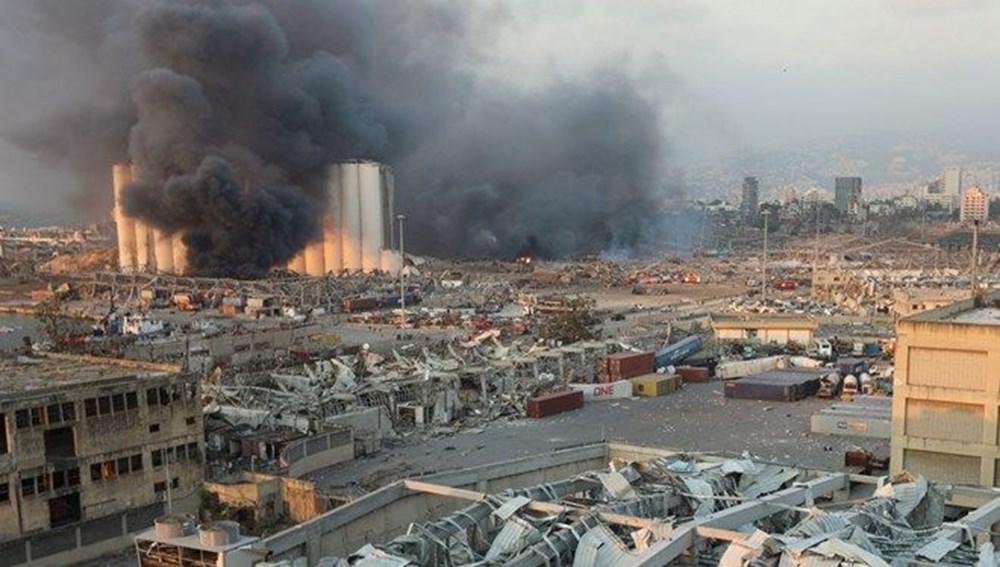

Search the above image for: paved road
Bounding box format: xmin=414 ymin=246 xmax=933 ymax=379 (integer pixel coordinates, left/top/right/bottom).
xmin=308 ymin=381 xmax=888 ymax=494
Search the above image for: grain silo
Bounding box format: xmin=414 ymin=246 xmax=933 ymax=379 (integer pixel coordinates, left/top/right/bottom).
xmin=111 ymin=162 xmax=188 ymax=275
xmin=288 ymin=160 xmax=398 ymax=276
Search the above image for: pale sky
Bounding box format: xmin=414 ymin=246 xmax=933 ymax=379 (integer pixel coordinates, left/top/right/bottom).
xmin=491 ymin=0 xmax=1000 ymax=159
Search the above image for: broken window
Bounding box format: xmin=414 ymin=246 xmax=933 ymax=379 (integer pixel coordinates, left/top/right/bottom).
xmin=112 ymin=394 xmax=125 ymax=413
xmin=0 ymin=414 xmax=7 ymax=454
xmin=20 ymin=477 xmax=35 ymax=496
xmin=84 ymin=398 xmax=97 ymax=418
xmin=67 ymin=467 xmax=80 ymax=487
xmin=35 ymin=473 xmax=48 ymax=494
xmin=15 ymin=409 xmax=29 ymax=429
xmin=48 ymin=492 xmax=81 ymax=528
xmin=0 ymin=482 xmax=8 ymax=503
xmin=102 ymin=460 xmax=116 ymax=480
xmin=117 ymin=457 xmax=130 ymax=475
xmin=170 ymin=478 xmax=179 ymax=490
xmin=90 ymin=463 xmax=102 ymax=482
xmin=149 ymin=424 xmax=160 ymax=434
xmin=46 ymin=404 xmax=62 ymax=424
xmin=131 ymin=454 xmax=143 ymax=472
xmin=187 ymin=442 xmax=200 ymax=462
xmin=52 ymin=470 xmax=65 ymax=490
xmin=98 ymin=396 xmax=111 ymax=415
xmin=153 ymin=481 xmax=166 ymax=494
xmin=146 ymin=388 xmax=158 ymax=407
xmin=125 ymin=392 xmax=138 ymax=410
xmin=43 ymin=427 xmax=76 ymax=459
xmin=185 ymin=416 xmax=196 ymax=426
xmin=61 ymin=402 xmax=75 ymax=422
xmin=30 ymin=407 xmax=44 ymax=427
xmin=151 ymin=449 xmax=163 ymax=468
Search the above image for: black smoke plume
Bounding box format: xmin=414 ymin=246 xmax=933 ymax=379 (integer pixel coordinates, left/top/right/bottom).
xmin=0 ymin=0 xmax=681 ymax=277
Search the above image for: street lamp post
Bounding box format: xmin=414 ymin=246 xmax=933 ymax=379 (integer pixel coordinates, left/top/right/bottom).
xmin=396 ymin=214 xmax=407 ymax=328
xmin=761 ymin=210 xmax=771 ymax=301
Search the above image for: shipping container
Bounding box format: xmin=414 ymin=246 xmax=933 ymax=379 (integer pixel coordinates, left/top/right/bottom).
xmin=341 ymin=296 xmax=381 ymax=313
xmin=526 ymin=390 xmax=584 ymax=418
xmin=676 ymin=366 xmax=710 ymax=383
xmin=630 ymin=374 xmax=681 ymax=397
xmin=569 ymin=380 xmax=633 ymax=401
xmin=600 ymin=351 xmax=655 ymax=383
xmin=715 ymin=356 xmax=785 ymax=380
xmin=654 ymin=336 xmax=703 ymax=369
xmin=723 ymin=369 xmax=829 ymax=402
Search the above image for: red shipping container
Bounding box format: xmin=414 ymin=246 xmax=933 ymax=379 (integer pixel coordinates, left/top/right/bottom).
xmin=526 ymin=390 xmax=584 ymax=418
xmin=602 ymin=352 xmax=654 ymax=382
xmin=676 ymin=366 xmax=709 ymax=383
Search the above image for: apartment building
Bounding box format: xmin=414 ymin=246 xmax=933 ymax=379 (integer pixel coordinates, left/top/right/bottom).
xmin=0 ymin=354 xmax=203 ymax=565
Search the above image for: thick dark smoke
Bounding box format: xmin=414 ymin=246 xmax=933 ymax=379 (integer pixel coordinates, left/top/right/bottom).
xmin=0 ymin=0 xmax=682 ymax=276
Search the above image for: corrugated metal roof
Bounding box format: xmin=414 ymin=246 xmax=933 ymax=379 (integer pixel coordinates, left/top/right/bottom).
xmin=572 ymin=525 xmax=630 ymax=567
xmin=915 ymin=537 xmax=961 ymax=562
xmin=485 ymin=517 xmax=539 ymax=561
xmin=742 ymin=468 xmax=799 ymax=499
xmin=349 ymin=544 xmax=416 ymax=566
xmin=596 ymin=471 xmax=636 ymax=500
xmin=787 ymin=513 xmax=850 ymax=539
xmin=493 ymin=495 xmax=532 ymax=521
xmin=809 ymin=538 xmax=890 ymax=567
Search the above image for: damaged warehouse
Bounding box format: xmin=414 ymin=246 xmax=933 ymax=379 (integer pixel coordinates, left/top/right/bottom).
xmin=244 ymin=443 xmax=1000 ymax=566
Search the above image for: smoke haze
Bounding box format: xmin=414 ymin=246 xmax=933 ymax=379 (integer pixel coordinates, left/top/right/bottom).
xmin=0 ymin=0 xmax=679 ymax=275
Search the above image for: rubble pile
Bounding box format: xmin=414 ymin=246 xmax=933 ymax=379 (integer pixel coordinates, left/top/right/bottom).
xmin=204 ymin=334 xmax=643 ymax=437
xmin=727 ymin=296 xmax=849 ymax=316
xmin=318 ymin=455 xmax=993 ymax=566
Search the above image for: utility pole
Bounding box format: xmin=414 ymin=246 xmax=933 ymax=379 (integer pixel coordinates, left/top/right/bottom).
xmin=971 ymin=219 xmax=980 ymax=301
xmin=813 ymin=201 xmax=820 ymax=282
xmin=761 ymin=210 xmax=771 ymax=301
xmin=396 ymin=214 xmax=407 ymax=328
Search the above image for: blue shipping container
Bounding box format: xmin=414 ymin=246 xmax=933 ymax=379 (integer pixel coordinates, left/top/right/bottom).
xmin=655 ymin=336 xmax=703 ymax=369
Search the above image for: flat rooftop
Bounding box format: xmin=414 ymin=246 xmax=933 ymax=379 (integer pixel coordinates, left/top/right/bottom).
xmin=710 ymin=313 xmax=817 ymax=329
xmin=0 ymin=354 xmax=178 ymax=397
xmin=904 ymin=291 xmax=1000 ymax=326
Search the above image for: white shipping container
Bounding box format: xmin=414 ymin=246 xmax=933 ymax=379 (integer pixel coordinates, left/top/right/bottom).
xmin=715 ymin=356 xmax=786 ymax=380
xmin=569 ymin=380 xmax=633 ymax=401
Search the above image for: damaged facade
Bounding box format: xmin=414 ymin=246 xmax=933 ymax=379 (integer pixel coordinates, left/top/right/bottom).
xmin=0 ymin=354 xmax=203 ymax=566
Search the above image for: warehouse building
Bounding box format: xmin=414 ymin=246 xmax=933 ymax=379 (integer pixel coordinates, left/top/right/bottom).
xmin=709 ymin=313 xmax=818 ymax=346
xmin=0 ymin=354 xmax=203 ymax=566
xmin=891 ymin=291 xmax=1000 ymax=487
xmin=243 ymin=443 xmax=1000 ymax=565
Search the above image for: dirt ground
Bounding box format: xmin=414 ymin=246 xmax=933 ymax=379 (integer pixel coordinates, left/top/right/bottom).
xmin=307 ymin=381 xmax=889 ymax=494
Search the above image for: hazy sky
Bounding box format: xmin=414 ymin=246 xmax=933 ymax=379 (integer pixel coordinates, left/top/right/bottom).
xmin=1 ymin=0 xmax=999 ymax=217
xmin=491 ymin=0 xmax=1000 ymax=159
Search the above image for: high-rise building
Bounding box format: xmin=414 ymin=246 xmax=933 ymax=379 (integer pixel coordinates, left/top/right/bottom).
xmin=944 ymin=166 xmax=963 ymax=196
xmin=960 ymin=186 xmax=988 ymax=223
xmin=741 ymin=176 xmax=759 ymax=222
xmin=834 ymin=177 xmax=862 ymax=215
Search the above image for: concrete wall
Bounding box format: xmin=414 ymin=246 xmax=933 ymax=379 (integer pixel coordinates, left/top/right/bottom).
xmin=281 ymin=429 xmax=354 ymax=479
xmin=715 ymin=327 xmax=814 ymax=345
xmin=892 ymin=316 xmax=1000 ymax=486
